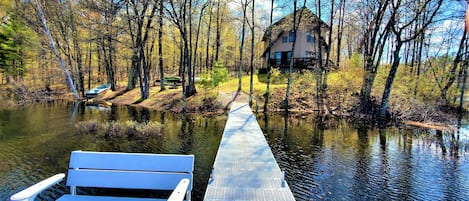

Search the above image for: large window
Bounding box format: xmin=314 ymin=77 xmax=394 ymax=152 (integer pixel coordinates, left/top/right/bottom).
xmin=282 ymin=36 xmax=288 ymax=43
xmin=275 ymin=52 xmax=282 ymax=64
xmin=307 ymin=34 xmax=315 ymax=43
xmin=287 ymin=51 xmax=293 ymax=59
xmin=289 ymin=32 xmax=295 ymax=42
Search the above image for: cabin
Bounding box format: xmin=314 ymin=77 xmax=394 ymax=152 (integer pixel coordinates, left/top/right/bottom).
xmin=262 ymin=7 xmax=329 ymax=72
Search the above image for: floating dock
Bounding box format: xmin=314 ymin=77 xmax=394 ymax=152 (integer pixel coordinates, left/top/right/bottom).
xmin=204 ymin=101 xmax=295 ymax=201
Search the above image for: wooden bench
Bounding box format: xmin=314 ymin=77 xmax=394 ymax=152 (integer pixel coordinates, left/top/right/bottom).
xmin=10 ymin=150 xmax=194 ymax=201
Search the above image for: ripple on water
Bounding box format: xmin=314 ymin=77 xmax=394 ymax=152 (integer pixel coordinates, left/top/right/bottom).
xmin=264 ymin=120 xmax=469 ymax=201
xmin=1 ymin=141 xmax=66 ymax=201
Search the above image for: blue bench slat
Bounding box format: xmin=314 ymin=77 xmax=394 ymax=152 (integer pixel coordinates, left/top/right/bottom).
xmin=57 ymin=195 xmax=166 ymax=201
xmin=67 ymin=169 xmax=193 ymax=191
xmin=69 ymin=151 xmax=194 ymax=173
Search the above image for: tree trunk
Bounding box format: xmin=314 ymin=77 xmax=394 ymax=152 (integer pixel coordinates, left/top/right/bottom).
xmin=458 ymin=40 xmax=468 ymax=115
xmin=263 ymin=0 xmax=274 ymax=113
xmin=34 ymin=0 xmax=78 ymax=100
xmin=249 ymin=0 xmax=255 ymax=106
xmin=215 ymin=0 xmax=221 ymax=62
xmin=358 ymin=0 xmax=391 ymax=114
xmin=87 ymin=41 xmax=92 ymax=90
xmin=238 ymin=0 xmax=248 ymax=93
xmin=379 ymin=41 xmax=403 ymax=120
xmin=440 ymin=32 xmax=467 ymax=103
xmin=336 ymin=0 xmax=345 ymax=67
xmin=285 ymin=0 xmax=298 ymax=112
xmin=193 ymin=2 xmax=208 ymax=91
xmin=158 ymin=0 xmax=165 ymax=91
xmin=67 ymin=0 xmax=85 ymax=97
xmin=186 ymin=0 xmax=196 ymax=97
xmin=205 ymin=1 xmax=213 ymax=72
xmin=413 ymin=31 xmax=424 ymax=99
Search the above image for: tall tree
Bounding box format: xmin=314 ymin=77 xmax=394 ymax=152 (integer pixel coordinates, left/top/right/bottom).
xmin=249 ymin=0 xmax=255 ymax=106
xmin=263 ymin=0 xmax=275 ymax=112
xmin=215 ymin=0 xmax=221 ymax=62
xmin=192 ymin=0 xmax=210 ymax=90
xmin=285 ymin=0 xmax=306 ymax=111
xmin=379 ymin=0 xmax=443 ymax=121
xmin=205 ymin=0 xmax=214 ymax=71
xmin=66 ymin=0 xmax=85 ymax=97
xmin=125 ymin=0 xmax=158 ymax=101
xmin=158 ymin=0 xmax=165 ymax=91
xmin=440 ymin=31 xmax=467 ymax=103
xmin=335 ymin=0 xmax=345 ymax=67
xmin=167 ymin=0 xmax=195 ymax=111
xmin=33 ymin=0 xmax=78 ymax=99
xmin=238 ymin=0 xmax=248 ymax=92
xmin=358 ymin=0 xmax=392 ymax=114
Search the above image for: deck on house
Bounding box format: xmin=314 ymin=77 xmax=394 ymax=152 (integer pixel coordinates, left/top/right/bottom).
xmin=204 ymin=101 xmax=295 ymax=201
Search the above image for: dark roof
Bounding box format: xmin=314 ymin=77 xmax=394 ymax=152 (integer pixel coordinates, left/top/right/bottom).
xmin=262 ymin=7 xmax=329 ymax=42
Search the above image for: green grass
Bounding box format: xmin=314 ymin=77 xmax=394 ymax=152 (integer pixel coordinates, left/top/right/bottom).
xmin=218 ymin=74 xmax=286 ymax=96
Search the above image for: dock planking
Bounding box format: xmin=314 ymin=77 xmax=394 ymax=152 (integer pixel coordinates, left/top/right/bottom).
xmin=204 ymin=102 xmax=295 ymax=201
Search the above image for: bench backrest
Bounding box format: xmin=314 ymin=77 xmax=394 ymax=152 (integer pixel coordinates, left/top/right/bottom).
xmin=66 ymin=151 xmax=194 ymax=193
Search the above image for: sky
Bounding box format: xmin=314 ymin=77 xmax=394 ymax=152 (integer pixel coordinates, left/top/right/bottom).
xmin=226 ymin=0 xmax=467 ymax=58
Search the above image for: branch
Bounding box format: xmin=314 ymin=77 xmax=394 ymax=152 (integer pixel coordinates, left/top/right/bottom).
xmin=34 ymin=0 xmax=79 ymax=100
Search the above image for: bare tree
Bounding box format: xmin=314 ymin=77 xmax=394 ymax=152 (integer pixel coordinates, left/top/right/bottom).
xmin=205 ymin=0 xmax=214 ymax=71
xmin=237 ymin=0 xmax=248 ymax=92
xmin=440 ymin=31 xmax=467 ymax=103
xmin=285 ymin=0 xmax=307 ymax=112
xmin=158 ymin=0 xmax=165 ymax=91
xmin=193 ymin=1 xmax=210 ymax=89
xmin=167 ymin=0 xmax=196 ymax=111
xmin=248 ymin=0 xmax=255 ymax=106
xmin=33 ymin=0 xmax=78 ymax=99
xmin=263 ymin=0 xmax=274 ymax=112
xmin=335 ymin=0 xmax=345 ymax=67
xmin=358 ymin=0 xmax=392 ymax=114
xmin=125 ymin=0 xmax=158 ymax=101
xmin=379 ymin=0 xmax=443 ymax=121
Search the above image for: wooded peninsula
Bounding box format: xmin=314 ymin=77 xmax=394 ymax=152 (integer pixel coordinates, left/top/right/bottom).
xmin=0 ymin=0 xmax=467 ymax=128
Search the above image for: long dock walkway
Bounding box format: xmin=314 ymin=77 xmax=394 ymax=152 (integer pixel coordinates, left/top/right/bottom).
xmin=204 ymin=100 xmax=296 ymax=201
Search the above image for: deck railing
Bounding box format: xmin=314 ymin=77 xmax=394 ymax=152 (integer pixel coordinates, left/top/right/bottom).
xmin=268 ymin=57 xmax=317 ymax=69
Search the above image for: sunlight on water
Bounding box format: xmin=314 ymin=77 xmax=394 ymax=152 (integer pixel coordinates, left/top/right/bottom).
xmin=0 ymin=101 xmax=225 ymax=201
xmin=1 ymin=102 xmax=468 ymax=201
xmin=258 ymin=114 xmax=469 ymax=201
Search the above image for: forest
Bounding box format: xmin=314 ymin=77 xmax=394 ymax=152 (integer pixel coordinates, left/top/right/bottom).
xmin=0 ymin=0 xmax=467 ymax=125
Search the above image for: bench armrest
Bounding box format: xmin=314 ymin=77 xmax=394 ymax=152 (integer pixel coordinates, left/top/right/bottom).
xmin=168 ymin=178 xmax=190 ymax=201
xmin=10 ymin=173 xmax=65 ymax=201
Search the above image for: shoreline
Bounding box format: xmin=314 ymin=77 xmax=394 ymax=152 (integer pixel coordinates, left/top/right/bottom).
xmin=1 ymin=84 xmax=464 ymax=131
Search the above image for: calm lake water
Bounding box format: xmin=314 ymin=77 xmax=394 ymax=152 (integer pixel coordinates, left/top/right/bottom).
xmin=1 ymin=101 xmax=468 ymax=200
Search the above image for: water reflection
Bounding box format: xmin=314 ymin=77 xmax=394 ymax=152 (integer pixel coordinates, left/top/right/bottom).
xmin=258 ymin=113 xmax=469 ymax=201
xmin=0 ymin=101 xmax=226 ymax=201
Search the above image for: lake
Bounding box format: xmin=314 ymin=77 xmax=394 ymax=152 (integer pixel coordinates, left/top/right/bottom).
xmin=1 ymin=101 xmax=468 ymax=200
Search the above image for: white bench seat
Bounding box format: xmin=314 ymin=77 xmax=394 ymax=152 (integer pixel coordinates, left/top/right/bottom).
xmin=57 ymin=195 xmax=167 ymax=201
xmin=10 ymin=151 xmax=194 ymax=201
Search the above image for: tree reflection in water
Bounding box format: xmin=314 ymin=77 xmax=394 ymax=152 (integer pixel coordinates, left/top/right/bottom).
xmin=258 ymin=113 xmax=469 ymax=201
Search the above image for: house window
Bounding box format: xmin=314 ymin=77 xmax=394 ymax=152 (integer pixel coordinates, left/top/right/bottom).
xmin=307 ymin=34 xmax=315 ymax=43
xmin=282 ymin=36 xmax=288 ymax=43
xmin=305 ymin=51 xmax=313 ymax=58
xmin=289 ymin=32 xmax=295 ymax=42
xmin=287 ymin=51 xmax=293 ymax=59
xmin=275 ymin=52 xmax=282 ymax=64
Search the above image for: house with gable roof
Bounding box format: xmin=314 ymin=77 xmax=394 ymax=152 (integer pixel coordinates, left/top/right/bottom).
xmin=262 ymin=7 xmax=330 ymax=72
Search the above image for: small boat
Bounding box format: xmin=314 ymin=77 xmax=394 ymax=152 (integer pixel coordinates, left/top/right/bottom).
xmin=85 ymin=84 xmax=110 ymax=98
xmin=164 ymin=77 xmax=182 ymax=85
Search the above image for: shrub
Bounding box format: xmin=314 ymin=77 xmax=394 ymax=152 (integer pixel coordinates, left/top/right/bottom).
xmin=74 ymin=120 xmax=162 ymax=139
xmin=75 ymin=120 xmax=98 ymax=135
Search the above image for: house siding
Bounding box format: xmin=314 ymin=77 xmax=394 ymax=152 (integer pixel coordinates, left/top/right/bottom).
xmin=268 ymin=31 xmax=319 ymax=59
